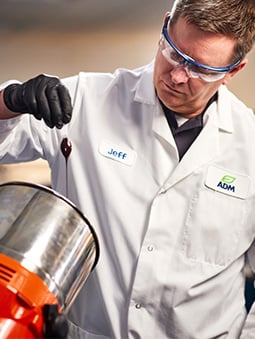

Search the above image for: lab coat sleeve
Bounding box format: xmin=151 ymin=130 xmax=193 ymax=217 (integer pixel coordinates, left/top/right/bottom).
xmin=0 ymin=110 xmax=61 ymax=166
xmin=0 ymin=80 xmax=21 ymax=143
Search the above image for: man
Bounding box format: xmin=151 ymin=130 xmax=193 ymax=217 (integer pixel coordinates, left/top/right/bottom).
xmin=0 ymin=0 xmax=255 ymax=337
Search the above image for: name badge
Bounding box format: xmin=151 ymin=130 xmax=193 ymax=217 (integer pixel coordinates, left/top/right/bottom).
xmin=99 ymin=140 xmax=137 ymax=166
xmin=205 ymin=166 xmax=250 ymax=199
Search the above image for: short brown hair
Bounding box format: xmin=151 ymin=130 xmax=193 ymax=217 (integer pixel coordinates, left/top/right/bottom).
xmin=170 ymin=0 xmax=255 ymax=61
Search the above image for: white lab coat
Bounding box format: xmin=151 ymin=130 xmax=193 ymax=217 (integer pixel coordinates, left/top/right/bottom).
xmin=1 ymin=62 xmax=255 ymax=338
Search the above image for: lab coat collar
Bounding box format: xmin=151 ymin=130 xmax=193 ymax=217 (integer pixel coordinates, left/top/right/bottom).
xmin=161 ymin=102 xmax=220 ymax=189
xmin=133 ymin=61 xmax=157 ymax=105
xmin=164 ymin=88 xmax=235 ymax=188
xmin=216 ymin=85 xmax=234 ymax=133
xmin=133 ymin=63 xmax=236 ymax=188
xmin=133 ymin=62 xmax=234 ymax=135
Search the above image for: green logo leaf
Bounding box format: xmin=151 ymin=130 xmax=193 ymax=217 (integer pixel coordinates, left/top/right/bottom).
xmin=221 ymin=175 xmax=236 ymax=184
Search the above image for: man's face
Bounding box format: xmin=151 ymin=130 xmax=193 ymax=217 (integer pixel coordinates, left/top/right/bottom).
xmin=153 ymin=15 xmax=246 ymax=118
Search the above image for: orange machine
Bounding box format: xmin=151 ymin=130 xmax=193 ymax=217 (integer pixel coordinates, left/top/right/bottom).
xmin=0 ymin=254 xmax=68 ymax=338
xmin=0 ymin=182 xmax=99 ymax=339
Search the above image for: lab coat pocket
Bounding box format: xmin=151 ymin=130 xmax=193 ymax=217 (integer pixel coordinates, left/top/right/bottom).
xmin=181 ymin=185 xmax=246 ymax=266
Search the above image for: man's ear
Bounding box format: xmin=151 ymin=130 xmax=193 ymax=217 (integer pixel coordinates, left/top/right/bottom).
xmin=163 ymin=12 xmax=171 ymax=24
xmin=222 ymin=58 xmax=248 ymax=85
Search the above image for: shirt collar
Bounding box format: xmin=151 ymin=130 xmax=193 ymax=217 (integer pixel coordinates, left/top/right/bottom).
xmin=160 ymin=92 xmax=218 ymax=132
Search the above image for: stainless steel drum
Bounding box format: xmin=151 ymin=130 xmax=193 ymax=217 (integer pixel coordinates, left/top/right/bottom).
xmin=0 ymin=181 xmax=99 ymax=311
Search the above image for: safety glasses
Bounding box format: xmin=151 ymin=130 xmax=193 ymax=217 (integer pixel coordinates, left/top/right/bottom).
xmin=160 ymin=16 xmax=241 ymax=82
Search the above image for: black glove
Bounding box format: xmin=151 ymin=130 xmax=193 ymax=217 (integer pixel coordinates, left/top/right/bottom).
xmin=3 ymin=74 xmax=72 ymax=129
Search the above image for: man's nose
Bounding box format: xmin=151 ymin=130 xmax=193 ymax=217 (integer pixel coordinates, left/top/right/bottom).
xmin=170 ymin=65 xmax=190 ymax=84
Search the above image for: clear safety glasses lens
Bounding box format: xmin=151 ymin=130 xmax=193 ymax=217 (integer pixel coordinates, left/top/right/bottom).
xmin=159 ymin=34 xmax=227 ymax=82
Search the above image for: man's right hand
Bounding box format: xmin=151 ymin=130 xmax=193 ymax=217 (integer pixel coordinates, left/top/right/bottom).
xmin=3 ymin=74 xmax=72 ymax=129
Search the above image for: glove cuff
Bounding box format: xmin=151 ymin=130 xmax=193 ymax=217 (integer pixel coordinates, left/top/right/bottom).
xmin=3 ymin=84 xmax=28 ymax=113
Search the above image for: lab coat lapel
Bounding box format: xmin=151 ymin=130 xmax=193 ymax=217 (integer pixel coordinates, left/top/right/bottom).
xmin=133 ymin=66 xmax=233 ymax=190
xmin=165 ymin=95 xmax=232 ymax=189
xmin=168 ymin=116 xmax=218 ymax=186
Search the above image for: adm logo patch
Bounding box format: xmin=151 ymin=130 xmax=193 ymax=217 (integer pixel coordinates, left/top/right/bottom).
xmin=217 ymin=175 xmax=236 ymax=192
xmin=205 ymin=166 xmax=250 ymax=199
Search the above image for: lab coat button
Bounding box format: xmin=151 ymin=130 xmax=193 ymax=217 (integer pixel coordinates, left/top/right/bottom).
xmin=135 ymin=303 xmax=141 ymax=309
xmin=159 ymin=187 xmax=167 ymax=194
xmin=147 ymin=245 xmax=154 ymax=252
